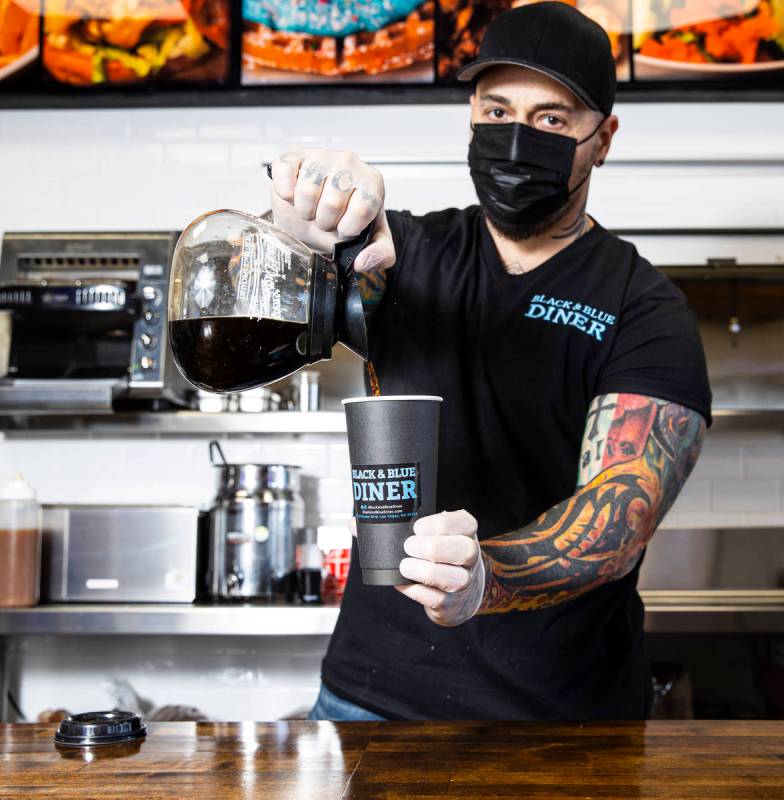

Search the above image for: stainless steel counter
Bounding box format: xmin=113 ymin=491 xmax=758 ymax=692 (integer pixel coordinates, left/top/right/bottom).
xmin=1 ymin=408 xmax=782 ymax=437
xmin=0 ymin=597 xmax=780 ymax=721
xmin=0 ymin=593 xmax=782 ymax=636
xmin=0 ymin=603 xmax=340 ymax=636
xmin=0 ymin=410 xmax=348 ymax=437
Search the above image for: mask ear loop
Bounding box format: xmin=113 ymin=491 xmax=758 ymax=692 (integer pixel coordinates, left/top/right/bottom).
xmin=576 ymin=115 xmax=607 ymax=146
xmin=567 ymin=115 xmax=608 ymax=196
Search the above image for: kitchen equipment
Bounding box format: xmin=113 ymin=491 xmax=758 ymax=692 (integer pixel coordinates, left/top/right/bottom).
xmin=295 ymin=526 xmax=322 ymax=604
xmin=291 ymin=370 xmax=320 ymax=412
xmin=200 ymin=387 xmax=283 ymax=413
xmin=167 ymin=209 xmax=372 ymax=394
xmin=0 ymin=310 xmax=11 ymax=379
xmin=41 ymin=505 xmax=199 ymax=602
xmin=54 ymin=711 xmax=146 ymax=748
xmin=197 ymin=388 xmax=227 ymax=413
xmin=0 ymin=232 xmax=192 ymax=413
xmin=238 ymin=387 xmax=281 ymax=413
xmin=0 ymin=473 xmax=41 ymax=607
xmin=617 ymin=228 xmax=784 ymax=411
xmin=206 ymin=441 xmax=304 ymax=602
xmin=319 ymin=525 xmax=353 ymax=602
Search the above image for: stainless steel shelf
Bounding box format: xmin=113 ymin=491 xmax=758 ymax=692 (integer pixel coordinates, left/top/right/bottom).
xmin=0 ymin=603 xmax=341 ymax=636
xmin=0 ymin=593 xmax=781 ymax=636
xmin=0 ymin=411 xmax=348 ymax=437
xmin=710 ymin=408 xmax=784 ymax=430
xmin=642 ymin=591 xmax=784 ymax=633
xmin=1 ymin=407 xmax=782 ymax=437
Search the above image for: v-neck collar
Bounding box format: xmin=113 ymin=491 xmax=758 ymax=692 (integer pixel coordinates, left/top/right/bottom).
xmin=479 ymin=209 xmax=604 ymax=286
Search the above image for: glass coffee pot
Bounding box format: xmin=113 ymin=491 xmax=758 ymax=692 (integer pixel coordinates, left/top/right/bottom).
xmin=168 ymin=209 xmax=372 ymax=393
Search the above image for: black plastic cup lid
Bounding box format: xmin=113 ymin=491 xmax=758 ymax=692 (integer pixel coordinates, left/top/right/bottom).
xmin=54 ymin=711 xmax=147 ymax=747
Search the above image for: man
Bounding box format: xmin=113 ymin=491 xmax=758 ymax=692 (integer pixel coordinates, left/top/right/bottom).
xmin=269 ymin=2 xmax=711 ymax=721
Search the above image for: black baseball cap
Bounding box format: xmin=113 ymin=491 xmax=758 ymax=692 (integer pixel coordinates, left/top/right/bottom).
xmin=456 ymin=2 xmax=616 ymax=116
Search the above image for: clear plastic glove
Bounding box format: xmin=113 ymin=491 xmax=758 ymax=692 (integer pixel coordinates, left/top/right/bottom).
xmin=268 ymin=148 xmax=396 ymax=272
xmin=395 ymin=510 xmax=486 ymax=627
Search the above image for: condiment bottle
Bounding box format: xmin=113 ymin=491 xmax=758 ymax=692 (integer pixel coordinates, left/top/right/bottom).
xmin=0 ymin=473 xmax=42 ymax=607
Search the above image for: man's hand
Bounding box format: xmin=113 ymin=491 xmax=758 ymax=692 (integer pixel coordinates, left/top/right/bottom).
xmin=396 ymin=510 xmax=486 ymax=627
xmin=268 ymin=148 xmax=396 ymax=273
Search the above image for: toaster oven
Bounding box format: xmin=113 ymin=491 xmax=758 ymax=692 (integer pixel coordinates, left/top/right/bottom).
xmin=0 ymin=232 xmax=192 ymax=412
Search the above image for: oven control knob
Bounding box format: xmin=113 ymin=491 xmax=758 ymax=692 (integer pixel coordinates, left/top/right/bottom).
xmin=140 ymin=332 xmax=157 ymax=349
xmin=141 ymin=286 xmax=162 ymax=306
xmin=139 ymin=355 xmax=157 ymax=371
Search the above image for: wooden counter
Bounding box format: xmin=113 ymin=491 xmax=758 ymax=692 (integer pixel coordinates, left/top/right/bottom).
xmin=0 ymin=720 xmax=782 ymax=799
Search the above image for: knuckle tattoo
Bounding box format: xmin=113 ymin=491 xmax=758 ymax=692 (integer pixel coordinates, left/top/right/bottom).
xmin=331 ymin=169 xmax=353 ymax=193
xmin=300 ymin=161 xmax=326 ymax=185
xmin=357 ymin=185 xmax=380 ymax=210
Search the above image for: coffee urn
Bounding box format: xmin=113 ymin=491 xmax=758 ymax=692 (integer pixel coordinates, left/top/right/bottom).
xmin=206 ymin=441 xmax=304 ymax=602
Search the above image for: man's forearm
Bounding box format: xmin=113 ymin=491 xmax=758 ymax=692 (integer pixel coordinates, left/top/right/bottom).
xmin=476 ymin=396 xmax=705 ymax=615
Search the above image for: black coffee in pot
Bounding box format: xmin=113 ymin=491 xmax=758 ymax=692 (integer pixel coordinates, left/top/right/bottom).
xmin=170 ymin=316 xmax=309 ymax=393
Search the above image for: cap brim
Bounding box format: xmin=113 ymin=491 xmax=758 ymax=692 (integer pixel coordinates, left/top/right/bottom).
xmin=456 ymin=58 xmax=599 ymax=112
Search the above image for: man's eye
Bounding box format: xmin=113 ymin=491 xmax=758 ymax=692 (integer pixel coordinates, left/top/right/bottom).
xmin=486 ymin=108 xmax=507 ymax=120
xmin=543 ymin=115 xmax=564 ymax=127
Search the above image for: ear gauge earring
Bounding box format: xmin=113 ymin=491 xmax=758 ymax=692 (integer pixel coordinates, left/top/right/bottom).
xmin=596 ymin=158 xmax=605 ymax=167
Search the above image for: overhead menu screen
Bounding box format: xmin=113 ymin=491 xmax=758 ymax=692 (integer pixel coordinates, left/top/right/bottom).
xmin=437 ymin=0 xmax=632 ymax=82
xmin=241 ymin=0 xmax=436 ymax=83
xmin=0 ymin=0 xmax=39 ymax=84
xmin=632 ymin=0 xmax=784 ymax=80
xmin=1 ymin=0 xmax=782 ymax=95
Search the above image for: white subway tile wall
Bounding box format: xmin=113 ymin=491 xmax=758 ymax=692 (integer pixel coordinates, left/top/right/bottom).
xmin=2 ymin=103 xmax=784 ymax=237
xmin=0 ymin=434 xmax=352 ymax=518
xmin=2 ymin=429 xmax=781 ymax=530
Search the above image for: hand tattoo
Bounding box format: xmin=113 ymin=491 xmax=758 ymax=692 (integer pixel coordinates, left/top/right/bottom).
xmin=331 ymin=169 xmax=353 ymax=193
xmin=357 ymin=184 xmax=381 ymax=213
xmin=300 ymin=161 xmax=327 ymax=186
xmin=478 ymin=394 xmax=706 ymax=615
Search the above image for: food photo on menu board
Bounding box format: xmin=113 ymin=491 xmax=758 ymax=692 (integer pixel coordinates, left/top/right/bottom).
xmin=632 ymin=0 xmax=784 ymax=79
xmin=437 ymin=0 xmax=632 ymax=81
xmin=40 ymin=0 xmax=231 ymax=86
xmin=241 ymin=0 xmax=435 ymax=83
xmin=0 ymin=0 xmax=39 ymax=84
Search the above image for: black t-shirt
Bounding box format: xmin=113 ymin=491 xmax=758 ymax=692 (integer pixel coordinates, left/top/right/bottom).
xmin=321 ymin=205 xmax=712 ymax=721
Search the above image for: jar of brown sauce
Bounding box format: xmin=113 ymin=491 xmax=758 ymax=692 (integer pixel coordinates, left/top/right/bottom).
xmin=0 ymin=474 xmax=41 ymax=607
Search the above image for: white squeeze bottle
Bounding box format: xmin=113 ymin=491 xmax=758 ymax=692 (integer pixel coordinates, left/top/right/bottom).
xmin=0 ymin=473 xmax=42 ymax=607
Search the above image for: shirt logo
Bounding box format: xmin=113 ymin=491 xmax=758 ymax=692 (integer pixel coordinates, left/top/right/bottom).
xmin=524 ymin=294 xmax=616 ymax=342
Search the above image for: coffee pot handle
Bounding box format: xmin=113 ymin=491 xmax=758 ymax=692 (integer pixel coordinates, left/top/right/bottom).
xmin=330 ymin=222 xmax=375 ymax=276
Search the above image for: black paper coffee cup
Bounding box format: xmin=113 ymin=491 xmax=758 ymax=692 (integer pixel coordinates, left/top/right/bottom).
xmin=342 ymin=395 xmax=443 ymax=586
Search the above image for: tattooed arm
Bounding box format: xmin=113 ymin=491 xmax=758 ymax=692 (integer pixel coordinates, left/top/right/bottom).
xmin=477 ymin=393 xmax=706 ymax=614
xmin=357 ymin=269 xmax=388 ymax=313
xmin=396 ymin=392 xmax=705 ymax=626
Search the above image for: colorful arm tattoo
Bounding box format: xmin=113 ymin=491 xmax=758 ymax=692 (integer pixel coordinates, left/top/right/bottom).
xmin=477 ymin=393 xmax=706 ymax=615
xmin=357 ymin=270 xmax=388 ymax=312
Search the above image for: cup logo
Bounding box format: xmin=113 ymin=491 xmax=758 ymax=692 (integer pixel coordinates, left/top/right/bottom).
xmin=351 ymin=462 xmax=420 ymax=524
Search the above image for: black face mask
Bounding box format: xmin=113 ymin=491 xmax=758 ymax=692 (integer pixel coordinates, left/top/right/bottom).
xmin=468 ymin=119 xmax=604 ymax=236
